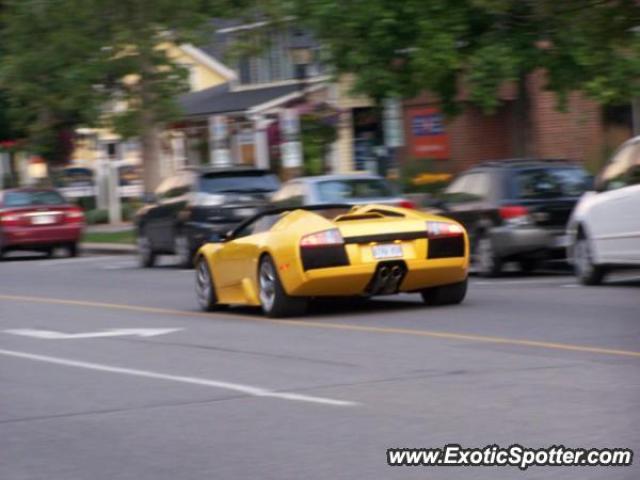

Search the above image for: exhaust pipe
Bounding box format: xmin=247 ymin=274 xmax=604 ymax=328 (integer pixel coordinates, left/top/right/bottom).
xmin=391 ymin=265 xmax=402 ymax=279
xmin=380 ymin=266 xmax=390 ymax=279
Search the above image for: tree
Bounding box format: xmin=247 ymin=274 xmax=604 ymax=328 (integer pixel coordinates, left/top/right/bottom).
xmin=296 ymin=0 xmax=640 ymax=155
xmin=0 ymin=0 xmax=234 ymax=191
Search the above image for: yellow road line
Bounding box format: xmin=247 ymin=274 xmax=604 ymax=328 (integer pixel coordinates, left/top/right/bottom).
xmin=1 ymin=293 xmax=639 ymax=359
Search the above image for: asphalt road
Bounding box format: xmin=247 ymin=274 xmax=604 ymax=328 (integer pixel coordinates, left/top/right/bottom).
xmin=1 ymin=252 xmax=638 ymax=480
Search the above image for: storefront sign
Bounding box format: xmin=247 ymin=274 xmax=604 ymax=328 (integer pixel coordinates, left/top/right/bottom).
xmin=280 ymin=109 xmax=302 ymax=168
xmin=208 ymin=115 xmax=231 ymax=166
xmin=408 ymin=107 xmax=450 ymax=159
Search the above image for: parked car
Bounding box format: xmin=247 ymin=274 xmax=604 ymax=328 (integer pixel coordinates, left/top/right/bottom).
xmin=0 ymin=188 xmax=85 ymax=258
xmin=428 ymin=159 xmax=592 ymax=276
xmin=270 ymin=174 xmax=415 ymax=209
xmin=195 ymin=204 xmax=468 ymax=317
xmin=135 ymin=167 xmax=280 ymax=268
xmin=567 ymin=137 xmax=640 ymax=285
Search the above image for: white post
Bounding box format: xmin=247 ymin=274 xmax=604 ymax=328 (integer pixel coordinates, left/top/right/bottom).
xmin=108 ymin=161 xmax=122 ymax=224
xmin=253 ymin=115 xmax=270 ymax=169
xmin=208 ymin=115 xmax=231 ymax=167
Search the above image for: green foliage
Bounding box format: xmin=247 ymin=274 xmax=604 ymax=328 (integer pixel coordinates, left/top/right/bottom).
xmin=0 ymin=0 xmax=229 ymax=164
xmin=399 ymin=158 xmax=451 ymax=194
xmin=300 ymin=107 xmax=339 ymax=175
xmin=84 ymin=209 xmax=109 ymax=225
xmin=295 ymin=0 xmax=640 ymax=115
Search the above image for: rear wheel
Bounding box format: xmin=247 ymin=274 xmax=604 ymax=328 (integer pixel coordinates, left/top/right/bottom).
xmin=518 ymin=258 xmax=538 ymax=274
xmin=421 ymin=278 xmax=468 ymax=306
xmin=258 ymin=255 xmax=307 ymax=318
xmin=66 ymin=242 xmax=79 ymax=258
xmin=573 ymin=235 xmax=606 ymax=286
xmin=138 ymin=229 xmax=156 ymax=268
xmin=474 ymin=234 xmax=503 ymax=277
xmin=195 ymin=257 xmax=223 ymax=311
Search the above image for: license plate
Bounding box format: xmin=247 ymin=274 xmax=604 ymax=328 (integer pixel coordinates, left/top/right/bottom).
xmin=553 ymin=234 xmax=570 ymax=248
xmin=31 ymin=215 xmax=55 ymax=225
xmin=372 ymin=243 xmax=403 ymax=260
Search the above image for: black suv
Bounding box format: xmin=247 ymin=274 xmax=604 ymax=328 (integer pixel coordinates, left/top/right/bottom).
xmin=430 ymin=159 xmax=592 ymax=276
xmin=135 ymin=167 xmax=280 ymax=267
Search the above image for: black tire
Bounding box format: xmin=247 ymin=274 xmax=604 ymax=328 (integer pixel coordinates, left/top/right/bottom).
xmin=421 ymin=278 xmax=468 ymax=306
xmin=195 ymin=257 xmax=223 ymax=311
xmin=258 ymin=255 xmax=308 ymax=318
xmin=137 ymin=229 xmax=156 ymax=268
xmin=175 ymin=233 xmax=195 ymax=269
xmin=573 ymin=235 xmax=606 ymax=286
xmin=518 ymin=258 xmax=538 ymax=274
xmin=474 ymin=233 xmax=503 ymax=277
xmin=67 ymin=242 xmax=79 ymax=258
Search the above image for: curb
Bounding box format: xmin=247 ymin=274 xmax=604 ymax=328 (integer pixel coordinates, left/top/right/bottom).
xmin=81 ymin=242 xmax=136 ymax=256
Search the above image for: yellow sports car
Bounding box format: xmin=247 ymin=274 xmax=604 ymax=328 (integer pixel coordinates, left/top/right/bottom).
xmin=194 ymin=204 xmax=469 ymax=317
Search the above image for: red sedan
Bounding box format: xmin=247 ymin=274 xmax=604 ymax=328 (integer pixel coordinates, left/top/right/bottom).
xmin=0 ymin=188 xmax=84 ymax=258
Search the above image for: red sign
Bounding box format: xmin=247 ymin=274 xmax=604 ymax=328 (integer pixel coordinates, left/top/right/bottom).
xmin=408 ymin=107 xmax=450 ymax=159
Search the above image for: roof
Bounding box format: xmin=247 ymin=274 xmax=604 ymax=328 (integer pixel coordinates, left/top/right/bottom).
xmin=475 ymin=158 xmax=578 ymax=169
xmin=292 ymin=173 xmax=386 ymax=184
xmin=179 ymin=166 xmax=273 ymax=176
xmin=179 ymin=83 xmax=302 ymax=117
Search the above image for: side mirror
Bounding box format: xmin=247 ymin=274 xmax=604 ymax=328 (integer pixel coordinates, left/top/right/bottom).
xmin=208 ymin=232 xmax=227 ymax=243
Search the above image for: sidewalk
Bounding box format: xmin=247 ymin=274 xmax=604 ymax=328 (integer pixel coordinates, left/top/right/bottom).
xmin=85 ymin=222 xmax=134 ymax=234
xmin=82 ymin=222 xmax=136 ymax=255
xmin=81 ymin=242 xmax=136 ymax=256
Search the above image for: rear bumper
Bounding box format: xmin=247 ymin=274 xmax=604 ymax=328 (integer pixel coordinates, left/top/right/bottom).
xmin=490 ymin=226 xmax=568 ymax=258
xmin=289 ymin=257 xmax=468 ymax=296
xmin=1 ymin=224 xmax=83 ymax=249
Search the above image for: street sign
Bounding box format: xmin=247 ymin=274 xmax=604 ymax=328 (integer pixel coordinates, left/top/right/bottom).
xmin=280 ymin=109 xmax=303 ymax=168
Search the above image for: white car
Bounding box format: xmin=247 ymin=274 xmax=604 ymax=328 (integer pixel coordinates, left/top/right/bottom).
xmin=567 ymin=136 xmax=640 ymax=284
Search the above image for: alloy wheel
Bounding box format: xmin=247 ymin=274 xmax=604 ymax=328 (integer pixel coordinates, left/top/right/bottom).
xmin=195 ymin=259 xmax=212 ymax=309
xmin=259 ymin=260 xmax=277 ymax=312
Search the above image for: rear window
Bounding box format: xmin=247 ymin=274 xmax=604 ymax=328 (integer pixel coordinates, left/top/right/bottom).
xmin=316 ymin=178 xmax=394 ymax=202
xmin=3 ymin=190 xmax=67 ymax=207
xmin=512 ymin=168 xmax=590 ymax=199
xmin=199 ymin=172 xmax=280 ymax=194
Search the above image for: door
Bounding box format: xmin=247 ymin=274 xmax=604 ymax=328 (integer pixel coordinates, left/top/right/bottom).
xmin=590 ymin=141 xmax=640 ymax=263
xmin=144 ymin=177 xmax=174 ymax=249
xmin=214 ymin=213 xmax=282 ymax=288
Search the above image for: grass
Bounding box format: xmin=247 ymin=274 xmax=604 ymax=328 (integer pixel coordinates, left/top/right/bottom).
xmin=83 ymin=230 xmax=136 ymax=244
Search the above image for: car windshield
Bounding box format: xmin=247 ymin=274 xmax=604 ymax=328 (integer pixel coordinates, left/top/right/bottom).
xmin=199 ymin=173 xmax=280 ymax=194
xmin=3 ymin=190 xmax=67 ymax=207
xmin=316 ymin=178 xmax=394 ymax=202
xmin=513 ymin=168 xmax=590 ymax=199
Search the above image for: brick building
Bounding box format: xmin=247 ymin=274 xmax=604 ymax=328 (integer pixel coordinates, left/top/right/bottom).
xmin=401 ymin=71 xmax=621 ymax=174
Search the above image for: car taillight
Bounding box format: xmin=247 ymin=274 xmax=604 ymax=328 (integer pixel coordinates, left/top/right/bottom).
xmin=300 ymin=228 xmax=344 ymax=247
xmin=499 ymin=205 xmax=529 ymax=219
xmin=426 ymin=221 xmax=464 ymax=238
xmin=499 ymin=205 xmax=532 ymax=226
xmin=397 ymin=200 xmax=416 ymax=209
xmin=0 ymin=213 xmax=20 ymax=226
xmin=64 ymin=209 xmax=85 ymax=223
